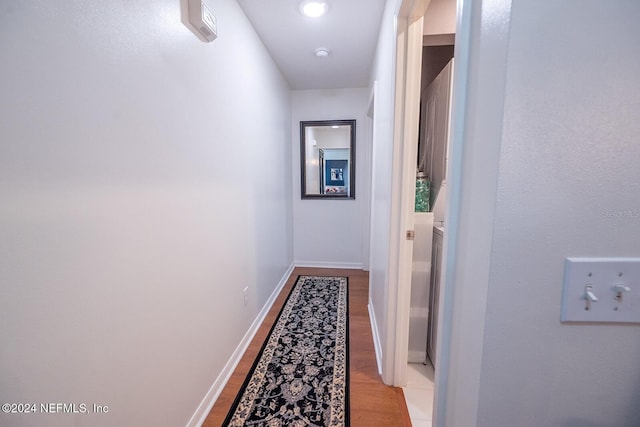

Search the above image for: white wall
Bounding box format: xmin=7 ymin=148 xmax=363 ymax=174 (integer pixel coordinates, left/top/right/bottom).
xmin=423 ymin=0 xmax=456 ymax=36
xmin=315 ymin=127 xmax=352 ymax=150
xmin=474 ymin=1 xmax=640 ymax=426
xmin=292 ymin=88 xmax=369 ymax=268
xmin=304 ymin=128 xmax=320 ymax=194
xmin=0 ymin=1 xmax=292 ymax=426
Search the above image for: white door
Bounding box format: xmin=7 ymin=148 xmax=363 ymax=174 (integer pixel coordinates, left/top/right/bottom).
xmin=421 ymin=59 xmax=454 ymax=209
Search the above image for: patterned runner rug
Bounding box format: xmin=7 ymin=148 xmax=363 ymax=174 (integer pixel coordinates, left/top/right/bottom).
xmin=223 ymin=275 xmax=349 ymax=427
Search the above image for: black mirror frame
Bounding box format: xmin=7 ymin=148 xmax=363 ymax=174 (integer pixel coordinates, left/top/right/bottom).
xmin=300 ymin=119 xmax=356 ymax=200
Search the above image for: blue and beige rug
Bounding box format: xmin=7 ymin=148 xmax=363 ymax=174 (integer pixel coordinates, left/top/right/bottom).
xmin=223 ymin=275 xmax=349 ymax=427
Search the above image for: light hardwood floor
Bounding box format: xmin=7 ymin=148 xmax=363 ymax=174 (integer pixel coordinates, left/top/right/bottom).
xmin=202 ymin=267 xmax=411 ymax=427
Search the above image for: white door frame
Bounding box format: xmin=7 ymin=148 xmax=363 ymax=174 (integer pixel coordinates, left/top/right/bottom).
xmin=363 ymin=82 xmax=377 ymax=271
xmin=386 ymin=0 xmax=430 ymax=387
xmin=387 ymin=0 xmax=514 ymax=426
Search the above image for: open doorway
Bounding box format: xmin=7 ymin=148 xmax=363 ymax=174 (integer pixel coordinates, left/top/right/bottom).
xmin=386 ymin=0 xmax=514 ymax=425
xmin=404 ymin=3 xmax=456 ymax=425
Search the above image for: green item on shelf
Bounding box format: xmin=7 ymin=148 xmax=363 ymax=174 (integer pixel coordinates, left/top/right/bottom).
xmin=415 ymin=171 xmax=430 ymax=212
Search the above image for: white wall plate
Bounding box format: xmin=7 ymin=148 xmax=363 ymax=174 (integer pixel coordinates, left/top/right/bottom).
xmin=188 ymin=0 xmax=218 ymax=42
xmin=561 ymin=257 xmax=640 ymax=323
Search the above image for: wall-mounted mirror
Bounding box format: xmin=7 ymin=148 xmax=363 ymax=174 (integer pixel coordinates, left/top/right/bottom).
xmin=300 ymin=120 xmax=356 ymax=199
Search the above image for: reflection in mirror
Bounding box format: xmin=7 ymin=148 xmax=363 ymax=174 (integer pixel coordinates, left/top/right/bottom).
xmin=300 ymin=120 xmax=356 ymax=199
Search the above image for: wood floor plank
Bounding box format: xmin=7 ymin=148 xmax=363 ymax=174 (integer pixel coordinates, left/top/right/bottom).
xmin=201 ymin=268 xmax=410 ymax=427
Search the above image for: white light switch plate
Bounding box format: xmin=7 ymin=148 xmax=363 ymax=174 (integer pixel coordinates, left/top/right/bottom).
xmin=561 ymin=257 xmax=640 ymax=323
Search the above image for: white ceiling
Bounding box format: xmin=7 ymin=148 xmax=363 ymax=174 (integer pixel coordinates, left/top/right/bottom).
xmin=236 ymin=0 xmax=387 ymax=90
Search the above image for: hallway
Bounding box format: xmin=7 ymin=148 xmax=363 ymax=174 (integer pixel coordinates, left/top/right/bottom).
xmin=3 ymin=1 xmax=640 ymax=426
xmin=202 ymin=268 xmax=411 ymax=426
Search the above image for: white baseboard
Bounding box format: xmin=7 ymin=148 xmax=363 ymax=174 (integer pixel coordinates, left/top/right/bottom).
xmin=186 ymin=262 xmax=295 ymax=427
xmin=294 ymin=260 xmax=363 ymax=270
xmin=408 ymin=351 xmax=427 ymax=364
xmin=368 ymin=299 xmax=383 ymax=376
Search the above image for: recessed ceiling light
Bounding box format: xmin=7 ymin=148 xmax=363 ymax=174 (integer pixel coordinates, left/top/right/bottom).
xmin=315 ymin=48 xmax=330 ymax=57
xmin=300 ymin=1 xmax=328 ymax=18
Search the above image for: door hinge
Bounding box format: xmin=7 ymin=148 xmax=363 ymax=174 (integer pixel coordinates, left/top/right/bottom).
xmin=406 ymin=230 xmax=415 ymax=240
